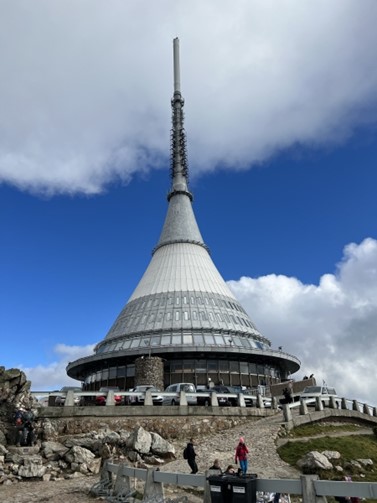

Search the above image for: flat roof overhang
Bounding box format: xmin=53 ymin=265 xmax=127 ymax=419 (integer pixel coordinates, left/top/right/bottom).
xmin=66 ymin=345 xmax=300 ymax=381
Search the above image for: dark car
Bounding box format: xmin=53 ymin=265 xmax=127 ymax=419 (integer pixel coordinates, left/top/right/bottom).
xmin=211 ymin=385 xmax=239 ymax=406
xmin=95 ymin=386 xmax=123 ymax=406
xmin=211 ymin=385 xmax=253 ymax=407
xmin=197 ymin=388 xmax=230 ymax=406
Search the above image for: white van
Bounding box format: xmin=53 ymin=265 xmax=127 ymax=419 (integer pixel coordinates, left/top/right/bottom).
xmin=162 ymin=383 xmax=197 ymax=405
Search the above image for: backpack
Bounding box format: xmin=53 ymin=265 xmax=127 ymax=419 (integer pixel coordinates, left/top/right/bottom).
xmin=183 ymin=447 xmax=188 ymax=459
xmin=14 ymin=410 xmax=23 ymax=426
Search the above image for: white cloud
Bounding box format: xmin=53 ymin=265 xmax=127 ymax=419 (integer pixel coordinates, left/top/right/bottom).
xmin=21 ymin=343 xmax=95 ymax=391
xmin=228 ymin=237 xmax=377 ymax=406
xmin=1 ymin=1 xmax=377 ymax=194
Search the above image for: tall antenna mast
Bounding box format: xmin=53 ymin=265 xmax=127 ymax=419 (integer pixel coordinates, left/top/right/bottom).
xmin=169 ymin=37 xmax=191 ymax=199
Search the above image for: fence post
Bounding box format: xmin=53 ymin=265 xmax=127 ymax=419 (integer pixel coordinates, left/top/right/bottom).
xmin=341 ymin=397 xmax=347 ymax=410
xmin=300 ymin=399 xmax=308 ymax=416
xmin=144 ymin=389 xmax=153 ymax=406
xmin=65 ymin=390 xmax=75 ymax=407
xmin=315 ymin=397 xmax=324 ymax=411
xmin=106 ymin=390 xmax=114 ymax=406
xmin=301 ymin=474 xmax=327 ymax=503
xmin=113 ymin=463 xmax=131 ymax=496
xmin=363 ymin=403 xmax=372 ymax=416
xmin=257 ymin=393 xmax=264 ymax=408
xmin=238 ymin=393 xmax=246 ymax=407
xmin=180 ymin=390 xmax=188 ymax=406
xmin=143 ymin=467 xmax=164 ymax=501
xmin=211 ymin=391 xmax=219 ymax=407
xmin=282 ymin=404 xmax=292 ymax=423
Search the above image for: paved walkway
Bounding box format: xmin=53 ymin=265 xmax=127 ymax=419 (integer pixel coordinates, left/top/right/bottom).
xmin=161 ymin=411 xmax=300 ymax=480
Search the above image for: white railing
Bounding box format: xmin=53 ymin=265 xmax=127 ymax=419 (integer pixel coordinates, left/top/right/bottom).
xmin=282 ymin=395 xmax=377 ymax=424
xmin=31 ymin=389 xmax=276 ymax=409
xmin=93 ymin=460 xmax=377 ymax=503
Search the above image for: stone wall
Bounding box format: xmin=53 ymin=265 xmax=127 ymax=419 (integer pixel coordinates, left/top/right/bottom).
xmin=135 ymin=357 xmax=164 ymax=390
xmin=41 ymin=415 xmax=255 ymax=442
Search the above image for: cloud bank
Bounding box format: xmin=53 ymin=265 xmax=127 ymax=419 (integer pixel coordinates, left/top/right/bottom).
xmin=1 ymin=1 xmax=377 ymax=195
xmin=24 ymin=238 xmax=377 ymax=406
xmin=228 ymin=237 xmax=377 ymax=406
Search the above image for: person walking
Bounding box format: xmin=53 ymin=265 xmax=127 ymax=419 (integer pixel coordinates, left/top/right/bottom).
xmin=235 ymin=437 xmax=249 ymax=475
xmin=185 ymin=438 xmax=198 ymax=474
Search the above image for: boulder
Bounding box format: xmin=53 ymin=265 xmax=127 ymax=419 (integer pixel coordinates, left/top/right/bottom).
xmin=17 ymin=455 xmax=46 ymax=478
xmin=322 ymin=450 xmax=341 ymax=460
xmin=297 ymin=451 xmax=333 ymax=471
xmin=64 ymin=445 xmax=95 ymax=465
xmin=41 ymin=441 xmax=68 ymax=461
xmin=126 ymin=426 xmax=152 ymax=454
xmin=150 ymin=432 xmax=175 ymax=459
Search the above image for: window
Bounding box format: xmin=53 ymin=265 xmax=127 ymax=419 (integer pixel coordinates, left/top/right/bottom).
xmin=166 ymin=312 xmax=172 ymax=321
xmin=184 ymin=311 xmax=189 ymax=320
xmin=130 ymin=339 xmax=140 ymax=348
xmin=175 ymin=311 xmax=180 ymax=321
xmin=176 ymin=297 xmax=180 ymax=305
xmin=200 ymin=312 xmax=207 ymax=321
xmin=193 ymin=334 xmax=204 ymax=345
xmin=172 ymin=335 xmax=182 ymax=344
xmin=192 ymin=311 xmax=198 ymax=320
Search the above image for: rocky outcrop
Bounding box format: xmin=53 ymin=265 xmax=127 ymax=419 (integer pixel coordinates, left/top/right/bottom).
xmin=0 ymin=367 xmax=35 ymax=447
xmin=297 ymin=450 xmax=374 ymax=475
xmin=0 ymin=366 xmax=180 ymax=486
xmin=0 ymin=425 xmax=175 ymax=486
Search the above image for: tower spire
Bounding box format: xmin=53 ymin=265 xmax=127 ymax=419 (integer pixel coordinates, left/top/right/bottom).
xmin=169 ymin=38 xmax=190 ymax=199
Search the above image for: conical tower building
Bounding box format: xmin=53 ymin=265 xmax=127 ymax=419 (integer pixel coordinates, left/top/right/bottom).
xmin=67 ymin=39 xmax=300 ymax=390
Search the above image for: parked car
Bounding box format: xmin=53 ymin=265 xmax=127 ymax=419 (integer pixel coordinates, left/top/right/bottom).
xmin=95 ymin=386 xmax=123 ymax=406
xmin=197 ymin=388 xmax=229 ymax=406
xmin=128 ymin=385 xmax=163 ymax=405
xmin=162 ymin=383 xmax=197 ymax=405
xmin=55 ymin=386 xmax=82 ymax=406
xmin=211 ymin=384 xmax=253 ymax=407
xmin=300 ymin=385 xmax=341 ymax=407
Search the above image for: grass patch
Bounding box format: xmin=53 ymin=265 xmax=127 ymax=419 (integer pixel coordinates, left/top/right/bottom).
xmin=278 ymin=434 xmax=377 ymax=482
xmin=287 ymin=423 xmax=365 ymax=438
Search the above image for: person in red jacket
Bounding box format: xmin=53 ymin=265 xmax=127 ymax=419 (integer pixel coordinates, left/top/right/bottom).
xmin=235 ymin=437 xmax=249 ymax=475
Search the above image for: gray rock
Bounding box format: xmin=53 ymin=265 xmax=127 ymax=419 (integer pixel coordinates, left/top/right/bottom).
xmin=151 ymin=432 xmax=175 ymax=459
xmin=17 ymin=455 xmax=46 ymax=478
xmin=356 ymin=458 xmax=373 ymax=466
xmin=41 ymin=441 xmax=68 ymax=460
xmin=64 ymin=445 xmax=95 ymax=465
xmin=126 ymin=426 xmax=152 ymax=454
xmin=297 ymin=451 xmax=333 ymax=471
xmin=322 ymin=450 xmax=341 ymax=460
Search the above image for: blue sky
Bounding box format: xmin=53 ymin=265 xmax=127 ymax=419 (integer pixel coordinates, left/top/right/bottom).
xmin=1 ymin=1 xmax=377 ymax=405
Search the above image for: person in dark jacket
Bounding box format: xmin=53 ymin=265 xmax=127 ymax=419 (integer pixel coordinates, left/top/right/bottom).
xmin=209 ymin=459 xmax=222 ymax=474
xmin=186 ymin=438 xmax=198 ymax=474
